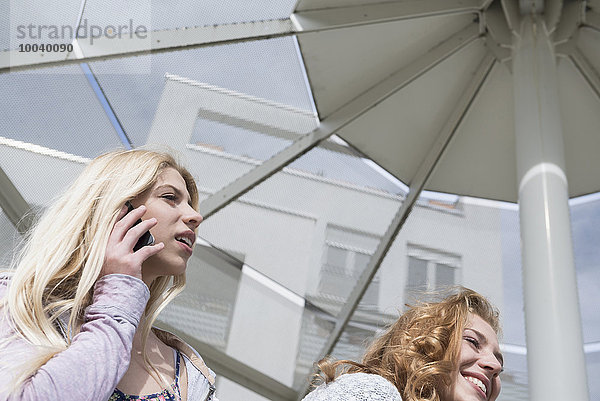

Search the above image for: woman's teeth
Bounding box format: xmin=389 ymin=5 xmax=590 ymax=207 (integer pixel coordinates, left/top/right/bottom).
xmin=176 ymin=236 xmax=192 ymax=247
xmin=465 ymin=375 xmax=486 ymax=395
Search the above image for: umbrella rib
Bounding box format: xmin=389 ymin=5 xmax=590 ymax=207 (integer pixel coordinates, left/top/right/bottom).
xmin=500 ymin=0 xmax=521 ymax=33
xmin=0 ymin=19 xmax=296 ymax=74
xmin=296 ymin=53 xmax=496 ymax=400
xmin=569 ymin=48 xmax=600 ymax=102
xmin=199 ymin=24 xmax=482 ymax=219
xmin=544 ymin=0 xmax=565 ymax=34
xmin=3 ymin=1 xmax=485 ymax=73
xmin=583 ymin=10 xmax=600 ymax=33
xmin=291 ymin=0 xmax=480 ymax=33
xmin=481 ymin=0 xmax=496 ymax=10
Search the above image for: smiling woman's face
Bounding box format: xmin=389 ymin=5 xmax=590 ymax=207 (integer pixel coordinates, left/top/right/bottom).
xmin=443 ymin=313 xmax=503 ymax=401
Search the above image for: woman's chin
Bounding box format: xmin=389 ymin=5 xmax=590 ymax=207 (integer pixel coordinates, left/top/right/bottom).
xmin=142 ymin=258 xmax=187 ymax=283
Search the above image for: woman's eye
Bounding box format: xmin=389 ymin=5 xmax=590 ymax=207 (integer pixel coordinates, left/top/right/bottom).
xmin=465 ymin=337 xmax=480 ymax=348
xmin=162 ymin=194 xmax=176 ymax=201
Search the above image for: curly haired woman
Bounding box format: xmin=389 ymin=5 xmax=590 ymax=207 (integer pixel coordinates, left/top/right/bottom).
xmin=303 ymin=288 xmax=503 ymax=401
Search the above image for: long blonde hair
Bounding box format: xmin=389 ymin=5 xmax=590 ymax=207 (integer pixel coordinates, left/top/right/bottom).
xmin=0 ymin=149 xmax=199 ymax=394
xmin=315 ymin=288 xmax=500 ymax=401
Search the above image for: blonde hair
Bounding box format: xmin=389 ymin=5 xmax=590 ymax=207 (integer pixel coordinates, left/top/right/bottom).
xmin=0 ymin=148 xmax=199 ymax=394
xmin=315 ymin=287 xmax=500 ymax=401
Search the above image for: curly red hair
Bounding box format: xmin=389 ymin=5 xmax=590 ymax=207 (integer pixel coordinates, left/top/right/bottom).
xmin=315 ymin=287 xmax=500 ymax=401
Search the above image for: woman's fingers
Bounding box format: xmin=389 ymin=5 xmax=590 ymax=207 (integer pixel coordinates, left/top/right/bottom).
xmin=117 ymin=204 xmax=129 ymax=220
xmin=110 ymin=205 xmax=148 ymax=241
xmin=123 ymin=217 xmax=157 ymax=249
xmin=102 ymin=204 xmax=162 ymax=279
xmin=134 ymin=242 xmax=165 ymax=260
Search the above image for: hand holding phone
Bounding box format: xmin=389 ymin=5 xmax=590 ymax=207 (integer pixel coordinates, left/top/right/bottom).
xmin=126 ymin=201 xmax=155 ymax=251
xmin=100 ymin=203 xmax=163 ymax=280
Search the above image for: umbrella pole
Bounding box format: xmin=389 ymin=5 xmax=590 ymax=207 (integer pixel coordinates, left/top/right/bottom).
xmin=512 ymin=14 xmax=589 ymax=401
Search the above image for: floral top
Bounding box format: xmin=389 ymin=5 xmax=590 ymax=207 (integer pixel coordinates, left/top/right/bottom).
xmin=109 ymin=349 xmax=182 ymax=401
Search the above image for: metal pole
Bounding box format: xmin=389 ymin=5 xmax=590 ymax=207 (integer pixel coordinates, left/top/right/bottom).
xmin=513 ymin=15 xmax=589 ymax=401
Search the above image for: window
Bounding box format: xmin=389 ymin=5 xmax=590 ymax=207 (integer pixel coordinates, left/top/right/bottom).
xmin=316 ymin=225 xmax=380 ymax=308
xmin=405 ymin=244 xmax=461 ymax=304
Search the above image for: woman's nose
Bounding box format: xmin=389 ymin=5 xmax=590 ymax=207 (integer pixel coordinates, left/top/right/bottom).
xmin=184 ymin=207 xmax=203 ymax=229
xmin=480 ymin=351 xmax=503 ymax=375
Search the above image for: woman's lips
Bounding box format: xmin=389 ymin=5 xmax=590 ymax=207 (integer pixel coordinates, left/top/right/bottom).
xmin=462 ymin=373 xmax=488 ymax=399
xmin=175 ymin=239 xmax=193 ymax=255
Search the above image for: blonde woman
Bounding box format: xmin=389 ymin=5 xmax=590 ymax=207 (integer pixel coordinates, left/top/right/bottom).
xmin=303 ymin=288 xmax=503 ymax=401
xmin=0 ymin=149 xmax=218 ymax=401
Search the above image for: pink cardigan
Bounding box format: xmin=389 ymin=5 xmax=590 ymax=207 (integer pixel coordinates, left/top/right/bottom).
xmin=0 ymin=274 xmax=150 ymax=401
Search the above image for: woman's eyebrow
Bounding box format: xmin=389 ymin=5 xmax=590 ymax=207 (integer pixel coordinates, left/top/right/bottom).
xmin=465 ymin=328 xmax=485 ymax=341
xmin=155 ymin=184 xmax=192 ymax=204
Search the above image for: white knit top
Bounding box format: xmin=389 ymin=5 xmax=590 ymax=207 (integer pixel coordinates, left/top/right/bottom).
xmin=302 ymin=373 xmax=403 ymax=401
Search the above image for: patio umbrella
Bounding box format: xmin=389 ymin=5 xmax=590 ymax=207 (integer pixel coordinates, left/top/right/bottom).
xmin=292 ymin=1 xmax=596 ymax=400
xmin=199 ymin=1 xmax=597 ymax=400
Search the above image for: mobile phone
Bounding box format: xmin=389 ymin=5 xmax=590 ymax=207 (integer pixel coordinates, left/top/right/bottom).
xmin=125 ymin=201 xmax=155 ymax=251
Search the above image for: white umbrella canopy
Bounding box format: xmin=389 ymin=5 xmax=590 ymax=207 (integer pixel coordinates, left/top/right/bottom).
xmin=293 ymin=0 xmax=600 ymax=203
xmin=291 ymin=0 xmax=597 ymax=400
